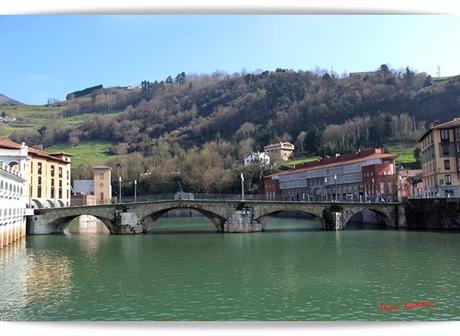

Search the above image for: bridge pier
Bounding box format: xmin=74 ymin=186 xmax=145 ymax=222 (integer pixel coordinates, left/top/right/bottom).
xmin=222 ymin=209 xmax=263 ymax=233
xmin=112 ymin=211 xmax=143 ymax=234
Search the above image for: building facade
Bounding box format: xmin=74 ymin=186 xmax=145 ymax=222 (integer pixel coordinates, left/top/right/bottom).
xmin=71 ymin=166 xmax=112 ymax=205
xmin=397 ymin=169 xmax=424 ymax=201
xmin=264 ymin=148 xmax=397 ymax=202
xmin=93 ymin=166 xmax=112 ymax=205
xmin=0 ymin=139 xmax=72 ymax=208
xmin=419 ymin=118 xmax=460 ymax=198
xmin=243 ymin=151 xmax=271 ymax=167
xmin=263 ymin=142 xmax=294 ymax=162
xmin=0 ymin=147 xmax=28 ymax=248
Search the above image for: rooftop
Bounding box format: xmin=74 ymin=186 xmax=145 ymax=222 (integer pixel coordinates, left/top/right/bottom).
xmin=265 ymin=148 xmax=395 ymax=178
xmin=0 ymin=138 xmax=70 ymax=164
xmin=419 ymin=117 xmax=460 ymax=141
xmin=264 ymin=142 xmax=294 ymax=149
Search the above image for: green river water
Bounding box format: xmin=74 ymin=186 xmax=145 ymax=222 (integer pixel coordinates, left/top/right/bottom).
xmin=0 ymin=217 xmax=459 ymax=321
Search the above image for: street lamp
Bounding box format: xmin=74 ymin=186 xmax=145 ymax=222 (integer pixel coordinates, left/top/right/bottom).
xmin=371 ymin=177 xmax=375 ymax=202
xmin=334 ymin=174 xmax=338 ymax=202
xmin=324 ymin=176 xmax=328 ymax=202
xmin=240 ymin=173 xmax=245 ymax=201
xmin=118 ymin=176 xmax=122 ymax=204
xmin=134 ymin=179 xmax=137 ymax=203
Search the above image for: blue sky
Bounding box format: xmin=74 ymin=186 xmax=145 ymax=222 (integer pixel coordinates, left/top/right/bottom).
xmin=1 ymin=15 xmax=460 ymax=104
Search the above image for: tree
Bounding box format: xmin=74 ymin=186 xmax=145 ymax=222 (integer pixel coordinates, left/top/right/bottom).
xmin=296 ymin=131 xmax=307 ymax=153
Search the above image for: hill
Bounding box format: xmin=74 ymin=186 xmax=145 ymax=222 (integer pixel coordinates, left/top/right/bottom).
xmin=6 ymin=65 xmax=460 ymax=193
xmin=0 ymin=93 xmax=21 ymax=105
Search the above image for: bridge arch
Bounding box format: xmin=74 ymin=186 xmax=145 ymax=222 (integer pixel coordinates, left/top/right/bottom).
xmin=137 ymin=203 xmax=229 ymax=232
xmin=45 ymin=214 xmax=115 ymax=234
xmin=342 ymin=208 xmax=390 ymax=229
xmin=254 ymin=206 xmax=325 ymax=230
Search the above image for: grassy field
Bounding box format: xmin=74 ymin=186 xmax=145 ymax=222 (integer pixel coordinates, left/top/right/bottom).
xmin=385 ymin=144 xmax=417 ymax=164
xmin=283 ymin=156 xmax=319 ymax=168
xmin=0 ymin=104 xmax=123 ymax=132
xmin=46 ymin=140 xmax=117 ymax=166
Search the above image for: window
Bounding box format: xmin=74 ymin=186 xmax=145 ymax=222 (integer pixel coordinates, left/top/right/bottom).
xmin=37 ymin=186 xmax=42 ymax=198
xmin=37 ymin=162 xmax=42 ymax=175
xmin=51 ymin=165 xmax=55 ymax=177
xmin=444 ymin=160 xmax=451 ymax=170
xmin=455 ymin=127 xmax=460 ymax=140
xmin=59 ymin=167 xmax=62 ymax=178
xmin=30 ymin=162 xmax=33 ymax=174
xmin=441 ymin=129 xmax=449 ymax=141
xmin=445 ymin=175 xmax=452 ymax=185
xmin=442 ymin=144 xmax=450 ymax=156
xmin=50 ymin=187 xmax=55 ymax=198
xmin=38 ymin=177 xmax=42 ymax=185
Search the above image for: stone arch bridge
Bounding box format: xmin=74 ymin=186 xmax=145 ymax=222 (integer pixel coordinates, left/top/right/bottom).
xmin=27 ymin=200 xmax=406 ymax=235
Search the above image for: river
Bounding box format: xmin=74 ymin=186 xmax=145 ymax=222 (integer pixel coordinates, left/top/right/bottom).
xmin=0 ymin=216 xmax=459 ymax=321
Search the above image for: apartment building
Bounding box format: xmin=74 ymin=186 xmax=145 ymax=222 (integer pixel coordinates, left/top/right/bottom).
xmin=264 ymin=148 xmax=397 ymax=202
xmin=0 ymin=139 xmax=72 ymax=208
xmin=419 ymin=118 xmax=460 ymax=197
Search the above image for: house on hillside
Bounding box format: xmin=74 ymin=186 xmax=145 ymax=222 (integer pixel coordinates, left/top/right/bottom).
xmin=244 ymin=152 xmax=271 ymax=167
xmin=263 ymin=142 xmax=294 ymax=162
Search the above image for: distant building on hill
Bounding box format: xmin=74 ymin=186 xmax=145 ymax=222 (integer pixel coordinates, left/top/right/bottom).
xmin=244 ymin=152 xmax=270 ymax=167
xmin=349 ymin=71 xmax=379 ymax=78
xmin=263 ymin=142 xmax=294 ymax=162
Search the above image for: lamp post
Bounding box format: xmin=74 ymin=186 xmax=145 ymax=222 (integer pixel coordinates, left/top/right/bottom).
xmin=134 ymin=179 xmax=137 ymax=203
xmin=118 ymin=176 xmax=122 ymax=204
xmin=324 ymin=176 xmax=328 ymax=202
xmin=240 ymin=173 xmax=245 ymax=201
xmin=334 ymin=174 xmax=338 ymax=202
xmin=371 ymin=177 xmax=375 ymax=202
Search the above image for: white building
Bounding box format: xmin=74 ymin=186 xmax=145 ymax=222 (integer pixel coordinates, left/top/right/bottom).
xmin=244 ymin=152 xmax=271 ymax=167
xmin=0 ymin=145 xmax=28 ymax=248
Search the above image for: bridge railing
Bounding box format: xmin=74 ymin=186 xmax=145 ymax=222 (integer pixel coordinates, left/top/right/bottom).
xmin=64 ymin=193 xmax=399 ymax=209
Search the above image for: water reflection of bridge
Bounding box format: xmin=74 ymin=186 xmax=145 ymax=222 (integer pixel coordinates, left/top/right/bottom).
xmin=27 ymin=194 xmax=406 ymax=235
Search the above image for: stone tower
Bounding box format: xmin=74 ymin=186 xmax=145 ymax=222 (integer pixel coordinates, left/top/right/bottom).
xmin=93 ymin=166 xmax=112 ymax=205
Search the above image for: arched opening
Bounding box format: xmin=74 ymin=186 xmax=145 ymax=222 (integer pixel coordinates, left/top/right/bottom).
xmin=343 ymin=209 xmax=389 ymax=230
xmin=8 ymin=161 xmax=20 ymax=173
xmin=258 ymin=210 xmax=323 ymax=232
xmin=142 ymin=207 xmax=225 ymax=234
xmin=31 ymin=199 xmax=46 ymax=209
xmin=46 ymin=200 xmax=56 ymax=208
xmin=63 ymin=215 xmax=111 ymax=235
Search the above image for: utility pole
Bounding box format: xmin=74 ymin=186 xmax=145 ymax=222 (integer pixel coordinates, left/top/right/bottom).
xmin=134 ymin=179 xmax=137 ymax=203
xmin=334 ymin=174 xmax=338 ymax=202
xmin=119 ymin=176 xmax=122 ymax=204
xmin=240 ymin=173 xmax=245 ymax=201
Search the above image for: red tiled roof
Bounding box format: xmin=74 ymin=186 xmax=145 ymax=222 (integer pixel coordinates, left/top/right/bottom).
xmin=49 ymin=151 xmax=73 ymax=157
xmin=264 ymin=142 xmax=294 ymax=149
xmin=266 ymin=148 xmax=396 ymax=178
xmin=0 ymin=138 xmax=70 ymax=164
